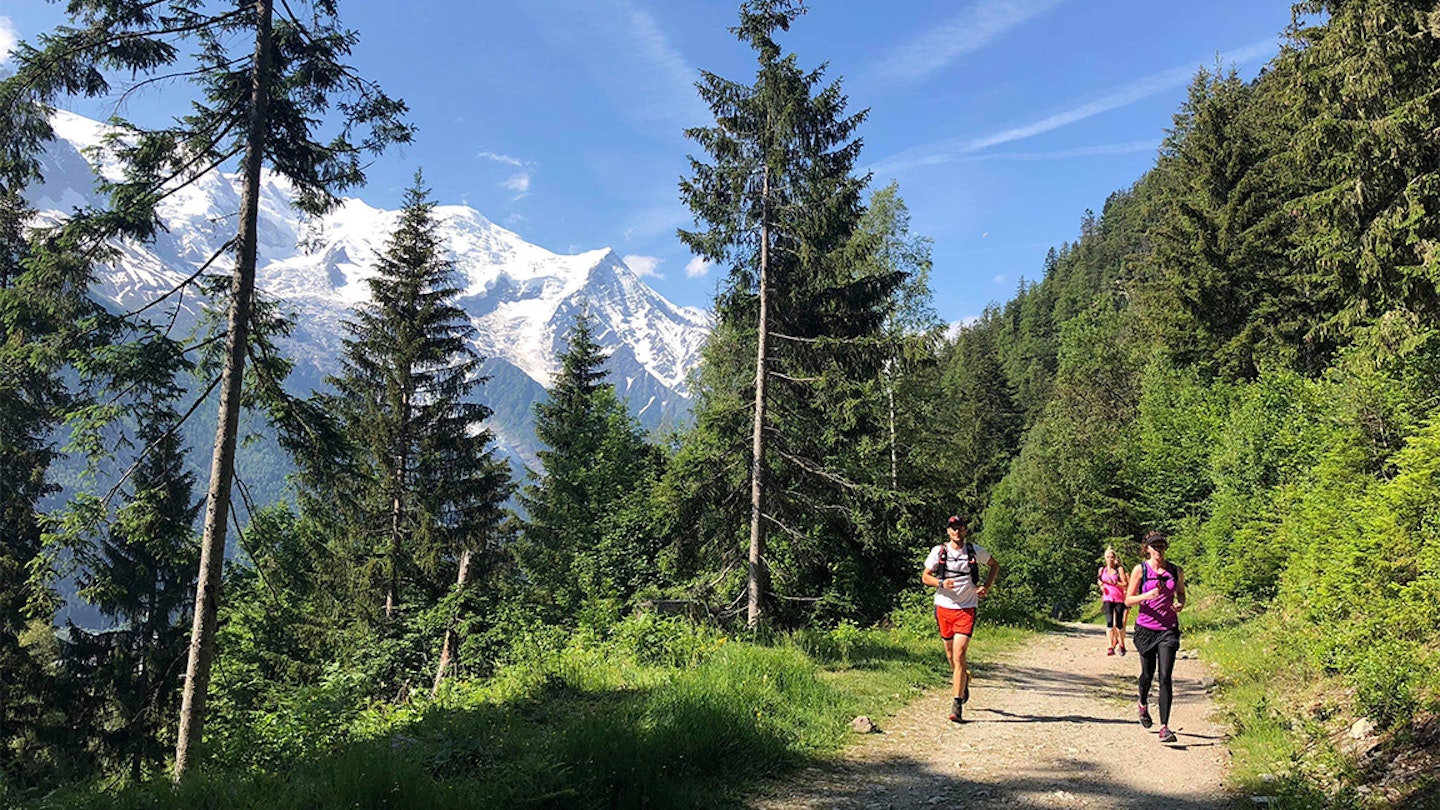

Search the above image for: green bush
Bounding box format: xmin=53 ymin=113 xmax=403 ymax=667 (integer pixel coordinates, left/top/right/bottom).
xmin=1350 ymin=640 xmax=1420 ymax=729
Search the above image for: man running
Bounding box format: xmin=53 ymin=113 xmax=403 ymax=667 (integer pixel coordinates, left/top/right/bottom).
xmin=922 ymin=515 xmax=999 ymax=723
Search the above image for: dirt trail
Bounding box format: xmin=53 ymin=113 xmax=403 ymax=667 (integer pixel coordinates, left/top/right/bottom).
xmin=749 ymin=623 xmax=1230 ymax=809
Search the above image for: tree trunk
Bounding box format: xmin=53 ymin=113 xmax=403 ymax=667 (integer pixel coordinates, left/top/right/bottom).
xmin=173 ymin=0 xmax=273 ymax=781
xmin=385 ymin=390 xmax=410 ymax=619
xmin=431 ymin=547 xmax=473 ymax=697
xmin=887 ymin=361 xmax=898 ymax=490
xmin=747 ymin=165 xmax=771 ymax=630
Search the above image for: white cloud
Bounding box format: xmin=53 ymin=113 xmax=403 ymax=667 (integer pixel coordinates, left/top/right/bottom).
xmin=479 ymin=150 xmax=534 ymax=199
xmin=684 ymin=256 xmax=712 ymax=278
xmin=500 ymin=172 xmax=531 ymax=196
xmin=871 ymin=0 xmax=1068 ymax=84
xmin=622 ymin=254 xmax=664 ymax=279
xmin=873 ymin=38 xmax=1277 ymax=174
xmin=960 ymin=140 xmax=1158 ymax=162
xmin=0 ymin=17 xmax=18 ymax=65
xmin=478 ymin=150 xmax=525 ymax=168
xmin=992 ymin=275 xmax=1006 ymax=284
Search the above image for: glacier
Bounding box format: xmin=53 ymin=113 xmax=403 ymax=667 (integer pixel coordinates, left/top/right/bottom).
xmin=24 ymin=110 xmax=714 ymax=473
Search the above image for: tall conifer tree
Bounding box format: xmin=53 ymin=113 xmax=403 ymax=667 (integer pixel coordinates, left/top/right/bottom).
xmin=517 ymin=309 xmax=654 ymax=602
xmin=65 ymin=415 xmax=200 ymax=781
xmin=323 ymin=174 xmax=510 ymax=623
xmin=679 ymin=0 xmax=906 ymax=626
xmin=2 ymin=1 xmax=412 ymax=776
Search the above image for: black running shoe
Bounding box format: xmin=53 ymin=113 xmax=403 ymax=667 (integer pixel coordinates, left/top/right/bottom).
xmin=948 ymin=697 xmax=964 ymax=723
xmin=1138 ymin=704 xmax=1153 ymax=729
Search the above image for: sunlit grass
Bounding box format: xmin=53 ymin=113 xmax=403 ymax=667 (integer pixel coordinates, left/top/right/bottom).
xmin=24 ymin=606 xmax=1037 ymax=810
xmin=1183 ymin=586 xmax=1353 ymax=808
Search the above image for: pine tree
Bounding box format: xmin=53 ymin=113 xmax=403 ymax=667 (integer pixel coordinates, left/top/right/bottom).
xmin=65 ymin=417 xmax=199 ymax=782
xmin=2 ymin=0 xmax=412 ymax=776
xmin=517 ymin=309 xmax=656 ymax=603
xmin=0 ymin=185 xmax=72 ymax=786
xmin=322 ymin=173 xmax=509 ymax=627
xmin=678 ymin=0 xmax=906 ymax=626
xmin=937 ymin=316 xmax=1023 ymax=517
xmin=1150 ymin=65 xmax=1298 ymax=379
xmin=847 ymin=184 xmax=940 ymax=492
xmin=1279 ymin=0 xmax=1440 ymax=351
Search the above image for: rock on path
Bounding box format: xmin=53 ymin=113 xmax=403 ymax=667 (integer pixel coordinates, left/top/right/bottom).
xmin=748 ymin=622 xmax=1230 ymax=809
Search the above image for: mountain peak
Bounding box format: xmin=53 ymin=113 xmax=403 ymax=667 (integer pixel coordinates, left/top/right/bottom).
xmin=26 ymin=110 xmax=714 ymax=463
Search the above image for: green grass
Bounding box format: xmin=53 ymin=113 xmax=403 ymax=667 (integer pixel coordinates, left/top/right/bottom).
xmin=21 ymin=605 xmax=1037 ymax=810
xmin=1183 ymin=586 xmax=1358 ymax=809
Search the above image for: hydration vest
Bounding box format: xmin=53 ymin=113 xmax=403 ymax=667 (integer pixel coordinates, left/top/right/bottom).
xmin=934 ymin=541 xmax=981 ymax=586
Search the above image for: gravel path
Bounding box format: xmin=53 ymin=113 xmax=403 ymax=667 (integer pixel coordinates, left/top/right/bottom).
xmin=749 ymin=622 xmax=1231 ymax=809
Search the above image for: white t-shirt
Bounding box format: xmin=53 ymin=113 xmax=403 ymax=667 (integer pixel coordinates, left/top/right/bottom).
xmin=926 ymin=541 xmax=993 ymax=610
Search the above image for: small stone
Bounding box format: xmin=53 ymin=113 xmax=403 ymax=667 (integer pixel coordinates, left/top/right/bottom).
xmin=851 ymin=715 xmax=877 ymax=734
xmin=1350 ymin=718 xmax=1376 ymax=739
xmin=1249 ymin=797 xmax=1276 ymax=805
xmin=927 ymin=797 xmax=943 ymax=805
xmin=1259 ymin=773 xmax=1276 ymax=783
xmin=1200 ymin=675 xmax=1218 ymax=689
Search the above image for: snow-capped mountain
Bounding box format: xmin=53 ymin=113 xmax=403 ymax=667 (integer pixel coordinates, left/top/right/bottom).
xmin=27 ymin=111 xmax=713 ymax=468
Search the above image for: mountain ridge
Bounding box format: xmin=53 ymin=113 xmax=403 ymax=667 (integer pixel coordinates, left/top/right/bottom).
xmin=25 ymin=110 xmax=714 ymax=471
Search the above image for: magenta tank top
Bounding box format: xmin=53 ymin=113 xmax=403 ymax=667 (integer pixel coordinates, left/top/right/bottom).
xmin=1098 ymin=567 xmax=1125 ymax=602
xmin=1135 ymin=561 xmax=1180 ymax=631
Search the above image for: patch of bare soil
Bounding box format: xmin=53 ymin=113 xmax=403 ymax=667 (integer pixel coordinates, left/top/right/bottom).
xmin=748 ymin=623 xmax=1231 ymax=809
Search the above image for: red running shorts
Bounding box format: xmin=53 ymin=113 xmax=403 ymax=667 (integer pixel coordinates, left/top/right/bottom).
xmin=935 ymin=606 xmax=977 ymax=639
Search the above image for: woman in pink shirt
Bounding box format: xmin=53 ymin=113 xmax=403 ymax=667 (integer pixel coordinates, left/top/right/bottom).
xmin=1098 ymin=546 xmax=1129 ymax=656
xmin=1125 ymin=530 xmax=1186 ymax=744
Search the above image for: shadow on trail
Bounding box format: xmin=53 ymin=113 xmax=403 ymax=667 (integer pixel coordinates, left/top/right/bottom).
xmin=975 ymin=662 xmax=1129 ymax=701
xmin=977 ymin=708 xmax=1134 ymax=725
xmin=747 ymin=749 xmax=1231 ymax=809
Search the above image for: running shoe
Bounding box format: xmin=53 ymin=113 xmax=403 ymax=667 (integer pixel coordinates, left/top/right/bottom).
xmin=1158 ymin=725 xmax=1177 ymax=743
xmin=1138 ymin=704 xmax=1153 ymax=728
xmin=948 ymin=697 xmax=964 ymax=723
xmin=1118 ymin=644 xmax=1127 ymax=657
xmin=1107 ymin=646 xmax=1115 ymax=656
xmin=962 ymin=682 xmax=970 ymax=704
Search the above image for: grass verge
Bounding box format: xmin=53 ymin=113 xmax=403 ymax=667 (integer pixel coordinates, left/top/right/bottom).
xmin=1184 ymin=585 xmax=1438 ymax=809
xmin=18 ymin=600 xmax=1038 ymax=810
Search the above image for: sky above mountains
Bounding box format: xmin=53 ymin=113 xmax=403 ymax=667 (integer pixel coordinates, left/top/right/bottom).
xmin=2 ymin=0 xmax=1295 ymax=325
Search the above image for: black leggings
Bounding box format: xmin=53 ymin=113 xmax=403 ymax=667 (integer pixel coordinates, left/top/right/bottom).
xmin=1103 ymin=601 xmax=1127 ymax=628
xmin=1135 ymin=626 xmax=1180 ymax=725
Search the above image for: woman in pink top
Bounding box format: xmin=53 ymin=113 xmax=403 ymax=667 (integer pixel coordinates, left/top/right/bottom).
xmin=1097 ymin=546 xmax=1129 ymax=656
xmin=1125 ymin=530 xmax=1186 ymax=744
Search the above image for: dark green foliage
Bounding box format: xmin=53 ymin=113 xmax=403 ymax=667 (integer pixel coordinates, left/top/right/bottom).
xmin=0 ymin=187 xmax=66 ymax=787
xmin=63 ymin=416 xmax=200 ymax=782
xmin=1280 ymin=1 xmax=1440 ymax=348
xmin=924 ymin=311 xmax=1021 ymax=519
xmin=315 ymin=174 xmax=510 ymax=624
xmin=673 ymin=0 xmax=912 ymax=625
xmin=1151 ymin=66 xmax=1303 ymax=379
xmin=516 ymin=310 xmax=661 ymax=605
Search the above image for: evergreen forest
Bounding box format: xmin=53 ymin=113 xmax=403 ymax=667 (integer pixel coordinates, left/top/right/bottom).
xmin=1 ymin=0 xmax=1438 ymax=807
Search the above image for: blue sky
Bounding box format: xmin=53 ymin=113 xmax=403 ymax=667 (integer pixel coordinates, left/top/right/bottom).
xmin=2 ymin=1 xmax=1295 ymax=324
